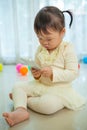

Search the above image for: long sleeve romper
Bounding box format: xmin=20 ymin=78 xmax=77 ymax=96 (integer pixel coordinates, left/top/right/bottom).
xmin=12 ymin=41 xmax=86 ymax=114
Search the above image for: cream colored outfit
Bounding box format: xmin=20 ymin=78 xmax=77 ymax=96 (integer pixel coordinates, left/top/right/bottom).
xmin=13 ymin=41 xmax=86 ymax=114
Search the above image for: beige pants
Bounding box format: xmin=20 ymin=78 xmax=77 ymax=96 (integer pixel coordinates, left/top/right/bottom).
xmin=12 ymin=81 xmax=64 ymax=114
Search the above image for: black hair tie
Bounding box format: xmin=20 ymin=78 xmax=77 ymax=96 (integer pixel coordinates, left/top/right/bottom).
xmin=62 ymin=10 xmax=73 ymax=28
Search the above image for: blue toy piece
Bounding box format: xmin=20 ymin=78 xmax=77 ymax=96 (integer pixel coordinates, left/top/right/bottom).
xmin=82 ymin=57 xmax=87 ymax=64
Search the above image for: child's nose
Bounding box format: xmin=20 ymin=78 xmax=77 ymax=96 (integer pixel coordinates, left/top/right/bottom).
xmin=43 ymin=40 xmax=48 ymax=45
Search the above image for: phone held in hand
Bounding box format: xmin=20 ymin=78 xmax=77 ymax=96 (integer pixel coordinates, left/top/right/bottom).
xmin=20 ymin=58 xmax=41 ymax=70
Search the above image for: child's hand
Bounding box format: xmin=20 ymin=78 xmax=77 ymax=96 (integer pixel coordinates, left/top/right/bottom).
xmin=31 ymin=68 xmax=41 ymax=79
xmin=41 ymin=67 xmax=53 ymax=80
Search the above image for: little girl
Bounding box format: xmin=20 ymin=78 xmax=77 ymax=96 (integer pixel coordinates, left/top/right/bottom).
xmin=3 ymin=6 xmax=86 ymax=126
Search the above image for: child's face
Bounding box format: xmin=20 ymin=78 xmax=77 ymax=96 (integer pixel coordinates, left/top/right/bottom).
xmin=37 ymin=28 xmax=65 ymax=51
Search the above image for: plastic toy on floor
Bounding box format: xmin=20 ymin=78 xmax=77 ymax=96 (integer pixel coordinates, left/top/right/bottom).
xmin=82 ymin=57 xmax=87 ymax=64
xmin=78 ymin=64 xmax=80 ymax=69
xmin=20 ymin=65 xmax=28 ymax=76
xmin=16 ymin=63 xmax=23 ymax=73
xmin=0 ymin=63 xmax=3 ymax=71
xmin=16 ymin=63 xmax=28 ymax=76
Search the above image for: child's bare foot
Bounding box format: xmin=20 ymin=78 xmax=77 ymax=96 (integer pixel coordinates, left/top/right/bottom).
xmin=9 ymin=93 xmax=13 ymax=100
xmin=3 ymin=108 xmax=29 ymax=126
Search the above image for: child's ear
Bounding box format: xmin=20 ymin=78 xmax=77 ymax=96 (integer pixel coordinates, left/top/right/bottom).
xmin=61 ymin=28 xmax=66 ymax=37
xmin=60 ymin=28 xmax=66 ymax=39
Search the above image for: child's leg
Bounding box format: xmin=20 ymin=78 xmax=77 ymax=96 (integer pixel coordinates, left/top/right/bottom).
xmin=3 ymin=107 xmax=29 ymax=127
xmin=9 ymin=93 xmax=12 ymax=100
xmin=27 ymin=94 xmax=64 ymax=114
xmin=3 ymin=81 xmax=31 ymax=126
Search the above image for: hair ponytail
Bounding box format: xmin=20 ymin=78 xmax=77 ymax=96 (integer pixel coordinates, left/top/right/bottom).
xmin=62 ymin=10 xmax=73 ymax=28
xmin=34 ymin=6 xmax=73 ymax=34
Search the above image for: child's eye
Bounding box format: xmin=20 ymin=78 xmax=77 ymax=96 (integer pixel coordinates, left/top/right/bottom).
xmin=38 ymin=38 xmax=43 ymax=41
xmin=47 ymin=39 xmax=52 ymax=41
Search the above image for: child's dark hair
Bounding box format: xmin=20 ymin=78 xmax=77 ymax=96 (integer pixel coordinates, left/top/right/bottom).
xmin=34 ymin=6 xmax=73 ymax=34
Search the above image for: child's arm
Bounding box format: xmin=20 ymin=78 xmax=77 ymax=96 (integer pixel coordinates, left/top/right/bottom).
xmin=51 ymin=44 xmax=79 ymax=83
